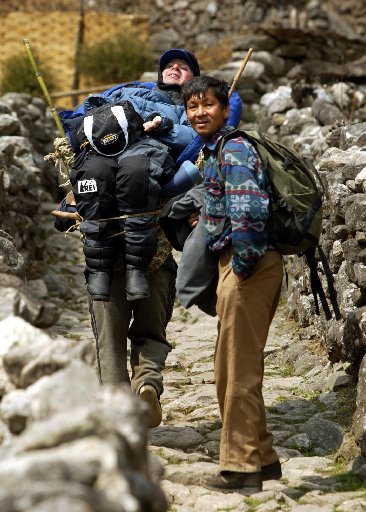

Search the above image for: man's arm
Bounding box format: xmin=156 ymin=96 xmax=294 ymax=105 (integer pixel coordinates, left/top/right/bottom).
xmin=222 ymin=138 xmax=269 ymax=280
xmin=143 ymin=112 xmax=196 ymax=153
xmin=159 ymin=123 xmax=197 ymax=152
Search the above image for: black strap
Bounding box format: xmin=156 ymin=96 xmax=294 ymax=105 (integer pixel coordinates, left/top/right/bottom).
xmin=304 ymin=247 xmax=332 ymax=320
xmin=283 ymin=259 xmax=289 ymax=290
xmin=317 ymin=245 xmax=341 ymax=320
xmin=304 ymin=246 xmax=341 ymax=320
xmin=283 ymin=157 xmax=293 ymax=170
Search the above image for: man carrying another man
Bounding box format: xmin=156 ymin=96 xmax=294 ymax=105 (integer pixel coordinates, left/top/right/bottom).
xmin=55 ymin=50 xmax=243 ymax=430
xmin=88 ymin=49 xmax=201 ymax=428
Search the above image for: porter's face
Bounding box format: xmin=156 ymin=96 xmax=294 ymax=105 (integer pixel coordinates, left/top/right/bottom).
xmin=186 ymin=88 xmax=229 ymax=142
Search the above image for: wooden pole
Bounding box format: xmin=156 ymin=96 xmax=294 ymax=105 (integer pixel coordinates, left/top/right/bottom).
xmin=228 ymin=47 xmax=253 ymax=98
xmin=23 ymin=38 xmax=66 ymax=138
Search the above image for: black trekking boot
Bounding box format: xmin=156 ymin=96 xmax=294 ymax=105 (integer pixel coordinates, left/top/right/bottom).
xmin=125 ymin=265 xmax=150 ymax=301
xmin=85 ymin=268 xmax=113 ymax=301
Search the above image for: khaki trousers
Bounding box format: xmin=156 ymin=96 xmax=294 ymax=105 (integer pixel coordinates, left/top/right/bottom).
xmin=215 ymin=249 xmax=283 ymax=472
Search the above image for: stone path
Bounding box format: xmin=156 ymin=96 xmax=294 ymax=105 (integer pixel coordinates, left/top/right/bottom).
xmin=43 ymin=202 xmax=366 ymax=512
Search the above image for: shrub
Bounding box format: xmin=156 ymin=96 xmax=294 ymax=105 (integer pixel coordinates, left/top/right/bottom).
xmin=1 ymin=52 xmax=55 ymax=96
xmin=76 ymin=31 xmax=153 ymax=85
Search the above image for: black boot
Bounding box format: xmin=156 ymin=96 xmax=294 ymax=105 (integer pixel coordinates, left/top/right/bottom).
xmin=84 ymin=267 xmax=113 ymax=301
xmin=125 ymin=265 xmax=150 ymax=301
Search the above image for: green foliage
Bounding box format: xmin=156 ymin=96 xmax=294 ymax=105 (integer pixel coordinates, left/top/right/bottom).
xmin=280 ymin=364 xmax=296 ymax=377
xmin=245 ymin=497 xmax=262 ymax=510
xmin=317 ymin=460 xmax=366 ymax=493
xmin=76 ymin=32 xmax=153 ymax=85
xmin=1 ymin=52 xmax=55 ymax=96
xmin=275 ymin=395 xmax=289 ymax=404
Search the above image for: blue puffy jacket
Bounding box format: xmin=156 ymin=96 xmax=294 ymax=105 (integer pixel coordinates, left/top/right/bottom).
xmin=59 ymin=81 xmax=242 ymax=164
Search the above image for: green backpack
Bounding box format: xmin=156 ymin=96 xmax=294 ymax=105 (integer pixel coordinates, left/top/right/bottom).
xmin=217 ymin=129 xmax=340 ymax=320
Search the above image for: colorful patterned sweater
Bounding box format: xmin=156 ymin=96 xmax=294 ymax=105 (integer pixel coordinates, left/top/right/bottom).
xmin=203 ymin=126 xmax=270 ymax=279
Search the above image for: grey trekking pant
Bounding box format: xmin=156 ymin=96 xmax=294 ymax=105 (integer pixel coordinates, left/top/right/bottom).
xmin=89 ymin=260 xmax=176 ymax=396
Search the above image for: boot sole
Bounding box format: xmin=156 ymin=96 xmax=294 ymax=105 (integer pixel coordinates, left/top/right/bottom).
xmin=139 ymin=386 xmax=162 ymax=428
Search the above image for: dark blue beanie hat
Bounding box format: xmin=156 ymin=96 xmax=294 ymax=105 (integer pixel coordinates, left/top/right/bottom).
xmin=159 ymin=49 xmax=200 ymax=77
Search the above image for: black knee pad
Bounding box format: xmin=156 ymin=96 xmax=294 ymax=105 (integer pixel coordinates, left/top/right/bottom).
xmin=83 ymin=238 xmax=118 ymax=271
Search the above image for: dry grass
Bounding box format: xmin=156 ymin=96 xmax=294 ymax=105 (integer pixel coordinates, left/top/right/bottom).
xmin=306 ymin=337 xmax=328 ymax=357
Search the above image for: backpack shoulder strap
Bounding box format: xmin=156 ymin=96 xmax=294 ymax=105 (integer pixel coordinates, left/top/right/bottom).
xmin=216 ymin=129 xmax=248 ymax=183
xmin=217 ymin=129 xmax=247 ymax=158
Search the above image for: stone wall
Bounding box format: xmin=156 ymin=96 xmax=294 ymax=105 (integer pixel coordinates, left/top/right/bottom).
xmin=83 ymin=0 xmax=366 ymax=67
xmin=0 ymin=91 xmax=167 ymax=512
xmin=3 ymin=1 xmax=366 ymax=111
xmin=224 ymin=31 xmax=366 ymax=378
xmin=234 ymin=70 xmax=366 ymax=455
xmin=0 ymin=317 xmax=166 ymax=511
xmin=0 ymin=93 xmax=57 ymax=276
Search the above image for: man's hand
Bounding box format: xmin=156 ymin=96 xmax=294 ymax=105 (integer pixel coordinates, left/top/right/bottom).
xmin=143 ymin=115 xmax=162 ymax=132
xmin=188 ymin=211 xmax=199 ymax=228
xmin=235 ymin=273 xmax=245 ymax=284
